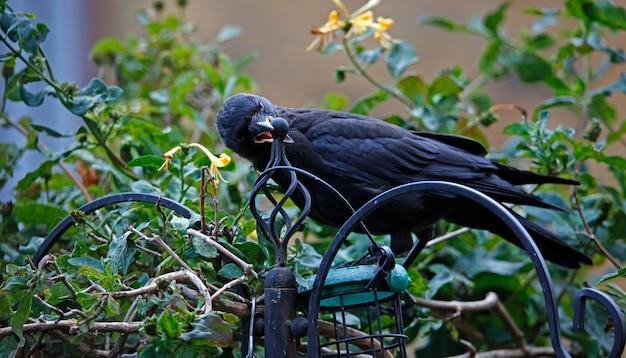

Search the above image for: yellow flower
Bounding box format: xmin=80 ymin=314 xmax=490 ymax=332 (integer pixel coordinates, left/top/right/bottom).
xmin=307 ymin=0 xmax=395 ymax=52
xmin=307 ymin=10 xmax=345 ymax=52
xmin=372 ymin=17 xmax=395 ymax=49
xmin=159 ymin=143 xmax=232 ymax=185
xmin=348 ymin=11 xmax=374 ymax=35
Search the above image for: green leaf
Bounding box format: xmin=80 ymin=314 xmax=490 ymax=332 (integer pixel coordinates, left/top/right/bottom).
xmin=600 ymin=155 xmax=626 ymax=170
xmin=428 ymin=75 xmax=463 ymax=100
xmin=68 ymin=257 xmax=106 ymax=273
xmin=589 ymin=1 xmax=626 ymax=30
xmin=397 ymin=75 xmax=427 ymax=106
xmin=170 ymin=216 xmax=190 ymax=232
xmin=218 ymin=263 xmax=244 ymax=279
xmin=511 ymin=52 xmax=553 ymax=83
xmin=607 ymin=120 xmax=626 ymax=144
xmin=358 ymin=47 xmax=384 ymax=68
xmin=68 ymin=78 xmax=122 ymax=115
xmin=319 ymin=91 xmax=349 ymax=111
xmin=478 ymin=40 xmax=502 ymax=73
xmin=180 ymin=312 xmax=233 ymax=347
xmin=525 ymin=34 xmax=556 ymax=50
xmin=127 ymin=155 xmax=166 ymax=168
xmin=15 ymin=159 xmax=56 ymax=191
xmin=0 ymin=13 xmax=49 ymax=55
xmin=19 ymin=83 xmax=55 ymax=107
xmin=483 ymin=2 xmax=511 ymax=35
xmin=191 ymin=236 xmax=219 ymax=259
xmin=90 ymin=37 xmax=125 ymax=65
xmin=421 ymin=16 xmax=467 ymax=32
xmin=535 ymin=96 xmax=578 ymax=114
xmin=158 ymin=310 xmax=182 ymax=339
xmin=590 ymin=72 xmax=626 ymax=97
xmin=215 ymin=25 xmax=242 ymax=44
xmin=10 ymin=287 xmax=33 ymax=347
xmin=349 ymin=90 xmax=388 ymax=115
xmin=565 ymin=0 xmax=594 ymax=23
xmin=30 ymin=123 xmax=74 ymax=138
xmin=588 ymin=94 xmax=616 ymax=124
xmin=12 ymin=201 xmax=66 ymax=227
xmin=385 ymin=40 xmax=419 ymax=81
xmin=108 ymin=233 xmax=136 ymax=275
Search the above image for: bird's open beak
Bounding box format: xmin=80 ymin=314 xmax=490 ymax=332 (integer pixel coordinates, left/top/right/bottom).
xmin=252 ymin=115 xmax=274 ymax=144
xmin=252 ymin=115 xmax=294 ymax=144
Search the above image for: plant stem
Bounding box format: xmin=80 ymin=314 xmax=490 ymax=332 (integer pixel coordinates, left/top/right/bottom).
xmin=342 ymin=36 xmax=414 ymax=109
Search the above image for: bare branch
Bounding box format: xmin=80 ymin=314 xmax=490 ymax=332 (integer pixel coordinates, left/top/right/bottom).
xmin=0 ymin=319 xmax=140 ymax=339
xmin=187 ymin=228 xmax=258 ymax=279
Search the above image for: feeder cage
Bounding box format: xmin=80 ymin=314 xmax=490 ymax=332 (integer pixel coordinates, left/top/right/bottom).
xmin=299 ymin=263 xmax=410 ymax=357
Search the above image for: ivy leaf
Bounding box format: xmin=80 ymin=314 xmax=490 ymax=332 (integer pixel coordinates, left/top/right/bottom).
xmin=218 ymin=263 xmax=243 ymax=280
xmin=180 ymin=312 xmax=233 ymax=348
xmin=385 ymin=40 xmax=419 ymax=81
xmin=192 ymin=236 xmax=219 ymax=259
xmin=108 ymin=233 xmax=136 ymax=275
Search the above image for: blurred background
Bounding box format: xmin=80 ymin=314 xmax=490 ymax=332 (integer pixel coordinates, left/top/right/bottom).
xmin=1 ymin=0 xmax=625 ymax=199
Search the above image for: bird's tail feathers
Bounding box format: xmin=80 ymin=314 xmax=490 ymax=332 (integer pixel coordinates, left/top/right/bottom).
xmin=493 ymin=163 xmax=579 ymax=186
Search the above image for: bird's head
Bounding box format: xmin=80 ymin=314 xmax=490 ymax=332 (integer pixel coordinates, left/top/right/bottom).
xmin=216 ymin=93 xmax=292 ymax=156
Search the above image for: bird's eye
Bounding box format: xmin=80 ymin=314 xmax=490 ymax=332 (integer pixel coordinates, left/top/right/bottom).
xmin=258 ymin=102 xmax=264 ymax=110
xmin=235 ymin=135 xmax=245 ymax=142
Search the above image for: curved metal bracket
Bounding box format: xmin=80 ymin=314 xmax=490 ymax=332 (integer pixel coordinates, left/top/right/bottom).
xmin=306 ymin=180 xmax=625 ymax=358
xmin=32 ymin=192 xmax=194 ymax=265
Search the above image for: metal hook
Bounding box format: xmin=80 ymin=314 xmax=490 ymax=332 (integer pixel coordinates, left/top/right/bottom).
xmin=573 ymin=287 xmax=626 ymax=358
xmin=246 ymin=297 xmax=257 ymax=358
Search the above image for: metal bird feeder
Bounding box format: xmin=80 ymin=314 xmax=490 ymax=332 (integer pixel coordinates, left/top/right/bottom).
xmin=247 ymin=116 xmax=411 ymax=357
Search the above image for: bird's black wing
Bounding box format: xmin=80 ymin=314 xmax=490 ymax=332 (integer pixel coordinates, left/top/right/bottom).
xmin=282 ymin=108 xmax=555 ymax=208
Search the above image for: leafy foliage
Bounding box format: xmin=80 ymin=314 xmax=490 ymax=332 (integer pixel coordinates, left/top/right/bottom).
xmin=1 ymin=0 xmax=625 ymax=357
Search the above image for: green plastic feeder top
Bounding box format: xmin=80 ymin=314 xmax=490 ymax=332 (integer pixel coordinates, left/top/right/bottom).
xmin=298 ymin=264 xmax=410 ymax=309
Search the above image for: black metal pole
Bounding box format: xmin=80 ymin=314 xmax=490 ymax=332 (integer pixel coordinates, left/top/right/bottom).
xmin=264 ymin=266 xmax=297 ymax=358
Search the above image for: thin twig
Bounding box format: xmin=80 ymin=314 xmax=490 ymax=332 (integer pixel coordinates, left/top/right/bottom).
xmin=572 ymin=189 xmax=621 ymax=269
xmin=426 ymin=227 xmax=471 ymax=248
xmin=187 ymin=228 xmax=258 ymax=279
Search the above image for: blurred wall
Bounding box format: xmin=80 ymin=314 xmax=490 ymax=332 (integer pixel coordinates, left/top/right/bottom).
xmin=1 ymin=0 xmax=625 ymax=200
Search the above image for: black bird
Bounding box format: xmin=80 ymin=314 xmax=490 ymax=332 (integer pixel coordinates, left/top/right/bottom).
xmin=216 ymin=93 xmax=592 ymax=268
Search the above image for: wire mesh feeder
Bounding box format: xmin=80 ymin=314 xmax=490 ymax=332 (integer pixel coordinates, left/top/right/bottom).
xmin=297 ymin=247 xmax=410 ymax=358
